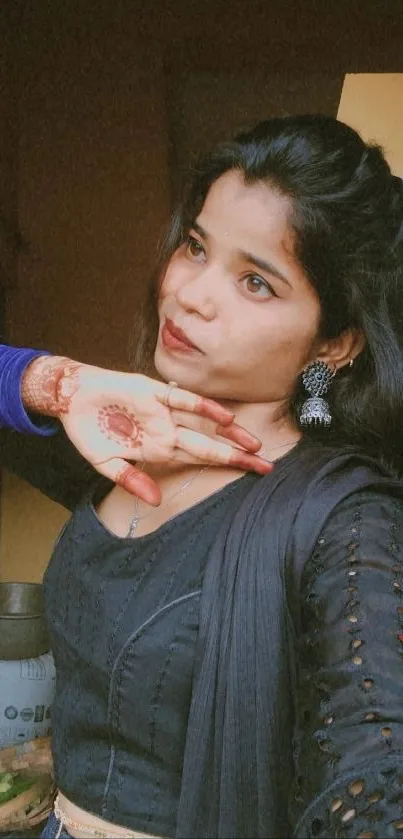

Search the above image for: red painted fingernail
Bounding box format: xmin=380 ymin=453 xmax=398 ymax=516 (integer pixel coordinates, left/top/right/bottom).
xmin=219 ymin=411 xmax=236 ymax=425
xmin=217 ymin=424 xmax=262 ymax=452
xmin=116 ymin=466 xmax=161 ymax=504
xmin=254 ymin=460 xmax=274 ymax=475
xmin=231 ymin=454 xmax=273 ymax=474
xmin=135 ymin=485 xmax=161 ymax=506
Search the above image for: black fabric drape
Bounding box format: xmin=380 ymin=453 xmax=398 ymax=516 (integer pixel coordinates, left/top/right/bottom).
xmin=176 ymin=440 xmax=403 ymax=838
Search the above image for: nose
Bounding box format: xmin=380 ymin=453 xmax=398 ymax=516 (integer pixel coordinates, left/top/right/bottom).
xmin=175 ymin=265 xmax=218 ymax=321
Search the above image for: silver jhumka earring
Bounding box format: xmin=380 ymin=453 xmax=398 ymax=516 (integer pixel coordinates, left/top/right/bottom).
xmin=299 ymin=360 xmax=335 ymax=427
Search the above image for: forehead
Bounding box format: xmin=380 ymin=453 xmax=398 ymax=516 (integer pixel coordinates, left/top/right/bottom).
xmin=195 ymin=170 xmax=317 ymax=300
xmin=197 ymin=170 xmax=293 ymax=252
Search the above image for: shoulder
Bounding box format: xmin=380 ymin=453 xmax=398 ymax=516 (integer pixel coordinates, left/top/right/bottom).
xmin=312 ymin=482 xmax=403 ymax=565
xmin=283 ymin=437 xmax=403 ymax=504
xmin=289 ymin=480 xmax=403 ymax=630
xmin=257 ymin=437 xmax=403 ymax=522
xmin=303 ymin=486 xmax=403 ymax=578
xmin=275 ymin=439 xmax=403 ymax=583
xmin=238 ymin=438 xmax=403 ymax=557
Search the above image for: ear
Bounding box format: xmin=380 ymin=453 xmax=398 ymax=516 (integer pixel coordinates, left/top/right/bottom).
xmin=315 ymin=328 xmax=366 ymax=371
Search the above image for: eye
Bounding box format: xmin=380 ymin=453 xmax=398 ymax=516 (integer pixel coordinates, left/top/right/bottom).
xmin=185 ymin=234 xmax=205 ymax=261
xmin=240 ymin=274 xmax=276 ymax=299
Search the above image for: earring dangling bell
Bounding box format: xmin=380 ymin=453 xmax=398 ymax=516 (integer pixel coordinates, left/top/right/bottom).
xmin=299 ymin=360 xmax=335 ymax=427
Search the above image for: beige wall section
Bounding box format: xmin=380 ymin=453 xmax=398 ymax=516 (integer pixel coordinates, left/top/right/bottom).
xmin=337 ymin=74 xmax=403 ymax=174
xmin=0 ymin=473 xmax=68 ymax=582
xmin=0 ymin=6 xmax=171 ymax=582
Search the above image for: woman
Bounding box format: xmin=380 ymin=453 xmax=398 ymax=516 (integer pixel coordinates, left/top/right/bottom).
xmin=2 ymin=113 xmax=403 ymax=838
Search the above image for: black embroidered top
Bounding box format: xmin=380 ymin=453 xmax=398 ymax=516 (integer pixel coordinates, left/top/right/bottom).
xmin=2 ymin=428 xmax=403 ymax=838
xmin=44 ymin=474 xmax=257 ymax=837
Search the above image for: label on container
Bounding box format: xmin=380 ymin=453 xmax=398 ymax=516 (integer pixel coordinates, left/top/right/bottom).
xmin=0 ymin=652 xmax=55 ymax=747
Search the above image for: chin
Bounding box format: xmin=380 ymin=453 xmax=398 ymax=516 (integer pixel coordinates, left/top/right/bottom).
xmin=153 ymin=344 xmax=181 ymax=378
xmin=154 ymin=346 xmax=208 ymax=394
xmin=154 ymin=353 xmax=195 ymax=388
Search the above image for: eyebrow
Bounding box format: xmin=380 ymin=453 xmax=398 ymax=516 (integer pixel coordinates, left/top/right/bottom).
xmin=192 ymin=221 xmax=292 ymax=288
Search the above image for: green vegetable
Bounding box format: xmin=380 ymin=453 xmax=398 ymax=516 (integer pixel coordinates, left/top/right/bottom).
xmin=0 ymin=771 xmax=36 ymax=805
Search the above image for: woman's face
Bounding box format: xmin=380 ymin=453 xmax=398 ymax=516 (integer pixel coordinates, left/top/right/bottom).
xmin=154 ymin=170 xmax=322 ymax=405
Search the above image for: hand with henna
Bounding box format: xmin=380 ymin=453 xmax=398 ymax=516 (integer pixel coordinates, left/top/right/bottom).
xmin=21 ymin=356 xmax=271 ymax=504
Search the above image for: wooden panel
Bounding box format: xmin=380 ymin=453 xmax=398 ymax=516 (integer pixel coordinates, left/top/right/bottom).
xmin=337 ymin=74 xmax=403 ymax=174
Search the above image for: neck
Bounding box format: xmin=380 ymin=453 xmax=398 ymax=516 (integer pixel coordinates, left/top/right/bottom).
xmin=222 ymin=398 xmax=301 ymax=456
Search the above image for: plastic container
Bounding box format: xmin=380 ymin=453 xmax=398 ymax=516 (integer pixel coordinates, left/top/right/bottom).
xmin=0 ymin=652 xmax=55 ymax=749
xmin=0 ymin=583 xmax=49 ymax=661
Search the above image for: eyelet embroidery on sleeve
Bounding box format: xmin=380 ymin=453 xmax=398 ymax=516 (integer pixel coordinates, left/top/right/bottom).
xmin=294 ymin=508 xmax=370 ymax=798
xmin=296 ymin=762 xmax=403 ymax=837
xmin=297 ymin=510 xmax=369 ymax=772
xmin=293 ymin=497 xmax=403 ymax=838
xmin=346 ymin=511 xmax=362 ymax=660
xmin=345 ymin=509 xmax=380 ymax=706
xmin=389 ymin=502 xmax=403 ymax=657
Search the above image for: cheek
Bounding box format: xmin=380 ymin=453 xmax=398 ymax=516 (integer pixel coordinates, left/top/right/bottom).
xmin=227 ymin=304 xmax=320 ymax=369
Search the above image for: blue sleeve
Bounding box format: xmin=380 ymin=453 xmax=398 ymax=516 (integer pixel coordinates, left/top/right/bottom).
xmin=0 ymin=344 xmax=57 ymax=434
xmin=0 ymin=346 xmax=111 ymax=509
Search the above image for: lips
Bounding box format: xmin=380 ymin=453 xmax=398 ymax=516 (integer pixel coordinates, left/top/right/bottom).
xmin=162 ymin=318 xmax=201 ymax=352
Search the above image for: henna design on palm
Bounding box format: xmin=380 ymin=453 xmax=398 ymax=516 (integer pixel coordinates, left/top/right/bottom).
xmin=97 ymin=404 xmax=144 ymax=448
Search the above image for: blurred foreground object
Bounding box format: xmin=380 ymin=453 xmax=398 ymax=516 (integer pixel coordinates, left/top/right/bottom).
xmin=0 ymin=737 xmax=54 ymax=833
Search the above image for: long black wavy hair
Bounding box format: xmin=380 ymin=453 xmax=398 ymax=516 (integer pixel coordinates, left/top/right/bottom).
xmin=133 ymin=114 xmax=403 ymax=474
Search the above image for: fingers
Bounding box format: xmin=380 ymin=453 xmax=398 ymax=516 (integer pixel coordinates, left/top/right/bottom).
xmin=159 ymin=383 xmax=235 ymax=426
xmin=216 ymin=422 xmax=262 ymax=453
xmin=174 ymin=428 xmax=273 ymax=475
xmin=193 ymin=396 xmax=236 ymax=426
xmin=227 ymin=449 xmax=273 ymax=475
xmin=94 ymin=458 xmax=162 ymax=504
xmin=170 ymin=409 xmax=262 ymax=453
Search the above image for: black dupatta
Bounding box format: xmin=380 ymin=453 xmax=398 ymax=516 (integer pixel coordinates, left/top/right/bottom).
xmin=176 ymin=440 xmax=403 ymax=838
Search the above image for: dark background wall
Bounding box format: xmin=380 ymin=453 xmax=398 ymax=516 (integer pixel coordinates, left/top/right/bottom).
xmin=0 ymin=0 xmax=403 ymax=580
xmin=1 ymin=0 xmax=403 ymax=368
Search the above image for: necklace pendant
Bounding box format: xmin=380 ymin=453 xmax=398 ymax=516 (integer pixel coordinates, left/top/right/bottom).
xmin=127 ymin=465 xmax=208 ymax=539
xmin=128 ymin=515 xmax=140 ymax=538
